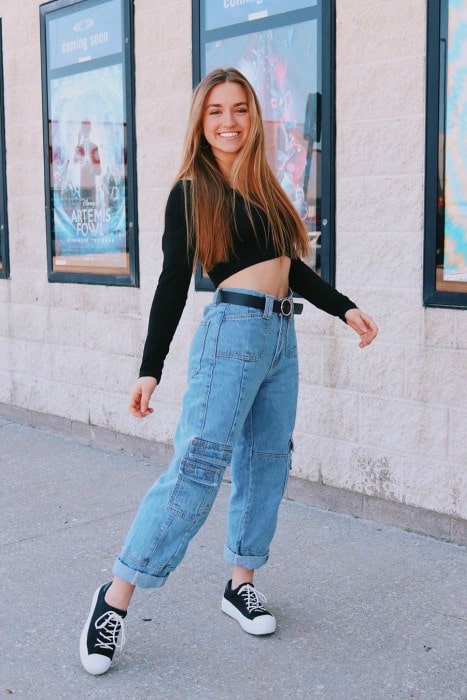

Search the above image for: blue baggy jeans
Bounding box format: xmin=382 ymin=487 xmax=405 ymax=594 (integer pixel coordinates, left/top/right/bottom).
xmin=113 ymin=288 xmax=299 ymax=588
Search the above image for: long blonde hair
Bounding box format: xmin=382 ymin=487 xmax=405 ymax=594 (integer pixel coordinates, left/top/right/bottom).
xmin=176 ymin=67 xmax=310 ymax=271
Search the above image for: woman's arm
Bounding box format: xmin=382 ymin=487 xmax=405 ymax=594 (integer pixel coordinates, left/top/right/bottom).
xmin=289 ymin=258 xmax=357 ymax=321
xmin=138 ymin=182 xmax=193 ymax=384
xmin=289 ymin=258 xmax=378 ymax=347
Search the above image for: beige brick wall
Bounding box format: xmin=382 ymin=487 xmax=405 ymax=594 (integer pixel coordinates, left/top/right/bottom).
xmin=295 ymin=0 xmax=466 ymax=520
xmin=0 ymin=0 xmax=465 ymax=522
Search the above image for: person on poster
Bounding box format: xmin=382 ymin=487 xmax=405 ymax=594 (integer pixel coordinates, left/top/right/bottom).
xmin=79 ymin=68 xmax=378 ymax=676
xmin=73 ymin=119 xmax=101 ymax=206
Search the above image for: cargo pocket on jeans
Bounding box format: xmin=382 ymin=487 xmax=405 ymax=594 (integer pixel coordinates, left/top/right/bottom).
xmin=167 ymin=458 xmax=223 ymax=521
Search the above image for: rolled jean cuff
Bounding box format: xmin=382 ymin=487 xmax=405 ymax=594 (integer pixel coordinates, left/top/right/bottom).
xmin=223 ymin=545 xmax=269 ymax=570
xmin=112 ymin=557 xmax=169 ymax=589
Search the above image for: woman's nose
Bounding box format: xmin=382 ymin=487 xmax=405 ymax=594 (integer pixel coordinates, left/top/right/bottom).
xmin=222 ymin=111 xmax=236 ymax=126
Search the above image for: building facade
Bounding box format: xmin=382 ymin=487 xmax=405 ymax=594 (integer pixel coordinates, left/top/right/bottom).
xmin=0 ymin=0 xmax=466 ymax=543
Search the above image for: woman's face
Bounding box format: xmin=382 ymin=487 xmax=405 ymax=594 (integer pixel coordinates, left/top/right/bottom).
xmin=202 ymin=81 xmax=251 ymax=171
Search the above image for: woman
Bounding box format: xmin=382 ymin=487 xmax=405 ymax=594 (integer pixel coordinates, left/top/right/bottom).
xmin=80 ymin=67 xmax=378 ymax=675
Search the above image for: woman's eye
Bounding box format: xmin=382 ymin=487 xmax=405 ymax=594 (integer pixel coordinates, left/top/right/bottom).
xmin=209 ymin=110 xmax=221 ymax=115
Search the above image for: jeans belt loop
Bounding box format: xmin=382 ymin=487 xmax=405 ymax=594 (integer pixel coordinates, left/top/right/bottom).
xmin=263 ymin=295 xmax=274 ymax=319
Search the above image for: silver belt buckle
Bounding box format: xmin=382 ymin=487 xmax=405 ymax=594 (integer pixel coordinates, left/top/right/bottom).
xmin=280 ymin=297 xmax=292 ymax=317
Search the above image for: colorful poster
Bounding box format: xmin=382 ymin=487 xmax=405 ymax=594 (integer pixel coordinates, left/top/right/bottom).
xmin=205 ymin=0 xmax=316 ymax=31
xmin=206 ymin=19 xmax=321 ymax=267
xmin=41 ymin=0 xmax=137 ymax=283
xmin=443 ymin=0 xmax=467 ymax=282
xmin=49 ymin=63 xmax=127 ymax=264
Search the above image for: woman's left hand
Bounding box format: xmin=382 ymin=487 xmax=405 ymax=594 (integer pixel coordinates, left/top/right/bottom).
xmin=344 ymin=308 xmax=378 ymax=348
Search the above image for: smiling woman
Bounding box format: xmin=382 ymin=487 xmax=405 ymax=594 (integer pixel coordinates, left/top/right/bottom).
xmin=79 ymin=66 xmax=377 ymax=676
xmin=202 ymin=82 xmax=251 ymax=178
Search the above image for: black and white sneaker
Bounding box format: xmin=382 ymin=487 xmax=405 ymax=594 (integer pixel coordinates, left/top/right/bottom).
xmin=221 ymin=580 xmax=276 ymax=635
xmin=80 ymin=583 xmax=127 ymax=675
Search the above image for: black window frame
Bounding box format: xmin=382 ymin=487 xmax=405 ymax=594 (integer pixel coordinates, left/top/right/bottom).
xmin=39 ymin=0 xmax=139 ymax=287
xmin=192 ymin=1 xmax=336 ymax=292
xmin=424 ymin=0 xmax=467 ymax=308
xmin=0 ymin=19 xmax=9 ymax=280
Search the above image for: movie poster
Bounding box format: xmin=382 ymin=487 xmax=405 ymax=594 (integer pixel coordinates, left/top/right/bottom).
xmin=42 ymin=0 xmax=137 ymax=282
xmin=49 ymin=63 xmax=128 ymax=268
xmin=443 ymin=0 xmax=467 ymax=283
xmin=206 ymin=19 xmax=321 ymax=266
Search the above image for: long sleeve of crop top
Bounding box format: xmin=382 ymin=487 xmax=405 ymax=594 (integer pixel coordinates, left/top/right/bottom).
xmin=139 ymin=183 xmax=193 ymax=382
xmin=289 ymin=258 xmax=357 ymax=322
xmin=139 ymin=182 xmax=358 ymax=382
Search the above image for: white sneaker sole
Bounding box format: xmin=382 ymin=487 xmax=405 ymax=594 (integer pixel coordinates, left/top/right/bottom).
xmin=79 ymin=586 xmax=113 ymax=676
xmin=221 ymin=597 xmax=276 ymax=635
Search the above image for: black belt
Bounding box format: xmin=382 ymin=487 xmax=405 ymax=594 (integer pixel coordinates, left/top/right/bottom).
xmin=217 ymin=290 xmax=303 ymax=316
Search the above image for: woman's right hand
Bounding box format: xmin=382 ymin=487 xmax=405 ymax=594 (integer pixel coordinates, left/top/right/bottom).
xmin=128 ymin=376 xmax=158 ymax=418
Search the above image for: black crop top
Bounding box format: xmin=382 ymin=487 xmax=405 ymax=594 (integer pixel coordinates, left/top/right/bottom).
xmin=139 ymin=181 xmax=357 ymax=382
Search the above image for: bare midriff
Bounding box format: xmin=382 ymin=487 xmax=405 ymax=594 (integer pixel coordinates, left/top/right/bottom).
xmin=218 ymin=255 xmax=291 ymax=298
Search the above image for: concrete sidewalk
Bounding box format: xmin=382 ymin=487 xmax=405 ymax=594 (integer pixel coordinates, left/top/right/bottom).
xmin=0 ymin=418 xmax=466 ymax=699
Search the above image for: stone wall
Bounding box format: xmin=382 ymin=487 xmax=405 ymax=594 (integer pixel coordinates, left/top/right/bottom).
xmin=0 ymin=0 xmax=465 ymax=533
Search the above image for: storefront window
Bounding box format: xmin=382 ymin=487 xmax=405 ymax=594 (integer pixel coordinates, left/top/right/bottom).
xmin=424 ymin=0 xmax=467 ymax=307
xmin=0 ymin=20 xmax=9 ymax=280
xmin=193 ymin=1 xmax=334 ymax=290
xmin=40 ymin=0 xmax=138 ymax=286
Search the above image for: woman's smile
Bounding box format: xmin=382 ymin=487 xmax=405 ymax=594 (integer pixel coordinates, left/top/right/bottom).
xmin=202 ymin=81 xmax=251 ymax=169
